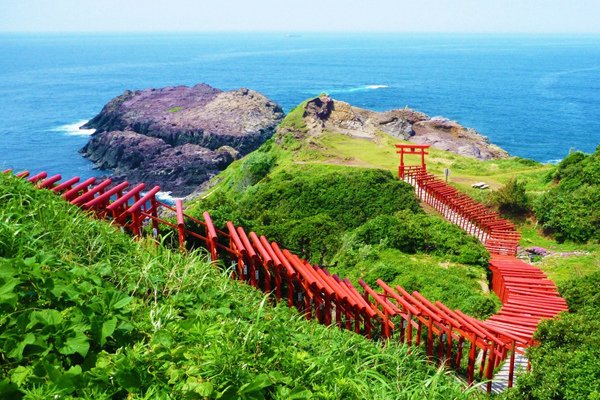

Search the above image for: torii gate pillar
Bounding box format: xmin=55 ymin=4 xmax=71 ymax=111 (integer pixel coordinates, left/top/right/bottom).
xmin=395 ymin=143 xmax=430 ymax=179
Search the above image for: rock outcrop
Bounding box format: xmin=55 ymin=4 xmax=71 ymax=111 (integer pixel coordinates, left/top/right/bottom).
xmin=299 ymin=96 xmax=508 ymax=159
xmin=81 ymin=84 xmax=284 ymax=196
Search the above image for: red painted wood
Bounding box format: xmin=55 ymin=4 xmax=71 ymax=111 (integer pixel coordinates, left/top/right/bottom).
xmin=17 ymin=168 xmax=570 ymax=393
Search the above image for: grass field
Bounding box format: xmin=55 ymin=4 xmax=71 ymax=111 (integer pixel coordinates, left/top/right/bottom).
xmin=0 ymin=173 xmax=477 ymax=399
xmin=285 ymin=127 xmax=599 ymax=285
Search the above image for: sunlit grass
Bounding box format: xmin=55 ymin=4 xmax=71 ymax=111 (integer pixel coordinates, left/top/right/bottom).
xmin=0 ymin=174 xmax=477 ymax=399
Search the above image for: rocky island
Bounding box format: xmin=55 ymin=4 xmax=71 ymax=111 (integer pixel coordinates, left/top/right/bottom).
xmin=81 ymin=83 xmax=284 ymax=196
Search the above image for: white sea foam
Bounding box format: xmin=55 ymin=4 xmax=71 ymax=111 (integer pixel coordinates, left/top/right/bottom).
xmin=156 ymin=191 xmax=181 ymax=205
xmin=545 ymin=159 xmax=563 ymax=165
xmin=347 ymin=84 xmax=389 ymax=92
xmin=328 ymin=84 xmax=389 ymax=94
xmin=52 ymin=120 xmax=95 ymax=136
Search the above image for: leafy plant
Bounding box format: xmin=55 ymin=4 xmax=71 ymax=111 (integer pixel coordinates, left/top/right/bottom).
xmin=0 ymin=173 xmax=473 ymax=399
xmin=239 ymin=148 xmax=276 ymax=188
xmin=507 ymin=271 xmax=600 ymax=399
xmin=534 ymin=145 xmax=600 ymax=243
xmin=491 ymin=177 xmax=530 ymax=217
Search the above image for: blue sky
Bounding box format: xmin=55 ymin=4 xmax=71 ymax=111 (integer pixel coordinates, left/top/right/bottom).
xmin=2 ymin=0 xmax=600 ymax=33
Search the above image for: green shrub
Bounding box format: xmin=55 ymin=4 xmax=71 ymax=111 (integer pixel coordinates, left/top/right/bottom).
xmin=559 ymin=271 xmax=600 ymax=312
xmin=551 ymin=151 xmax=587 ymax=183
xmin=535 ymin=145 xmax=600 ymax=243
xmin=535 ymin=184 xmax=600 ymax=243
xmin=239 ymin=150 xmax=276 ymax=188
xmin=349 ymin=214 xmax=424 ymax=254
xmin=491 ymin=177 xmax=530 ymax=217
xmin=508 ymin=271 xmax=600 ymax=399
xmin=339 ymin=211 xmax=489 ymax=268
xmin=264 ymin=214 xmax=342 ymax=265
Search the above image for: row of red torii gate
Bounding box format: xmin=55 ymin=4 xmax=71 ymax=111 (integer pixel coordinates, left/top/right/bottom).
xmin=3 ymin=146 xmax=567 ymax=393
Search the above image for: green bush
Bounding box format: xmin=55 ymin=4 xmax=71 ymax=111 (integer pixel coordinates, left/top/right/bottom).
xmin=264 ymin=214 xmax=342 ymax=265
xmin=551 ymin=151 xmax=587 ymax=183
xmin=535 ymin=185 xmax=600 ymax=243
xmin=349 ymin=214 xmax=424 ymax=254
xmin=340 ymin=211 xmax=489 ymax=268
xmin=508 ymin=271 xmax=600 ymax=399
xmin=535 ymin=145 xmax=600 ymax=243
xmin=491 ymin=177 xmax=530 ymax=217
xmin=239 ymin=149 xmax=276 ymax=188
xmin=198 ymin=166 xmax=421 ymax=264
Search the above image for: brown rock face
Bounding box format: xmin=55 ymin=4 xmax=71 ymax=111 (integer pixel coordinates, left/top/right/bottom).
xmin=300 ymin=96 xmax=508 ymax=159
xmin=81 ymin=84 xmax=284 ymax=196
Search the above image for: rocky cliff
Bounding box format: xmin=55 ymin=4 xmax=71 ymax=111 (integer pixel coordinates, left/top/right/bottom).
xmin=294 ymin=96 xmax=508 ymax=159
xmin=81 ymin=84 xmax=284 ymax=196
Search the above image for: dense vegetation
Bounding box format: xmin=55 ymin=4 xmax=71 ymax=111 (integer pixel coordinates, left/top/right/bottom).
xmin=0 ymin=174 xmax=475 ymax=399
xmin=490 ymin=177 xmax=530 ymax=218
xmin=330 ymin=212 xmax=496 ymax=318
xmin=507 ymin=271 xmax=600 ymax=399
xmin=198 ymin=154 xmax=422 ymax=265
xmin=534 ymin=146 xmax=600 ymax=243
xmin=191 ymin=134 xmax=496 ymax=319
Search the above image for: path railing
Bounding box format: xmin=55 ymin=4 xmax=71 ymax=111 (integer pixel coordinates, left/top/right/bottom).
xmin=4 ymin=168 xmax=569 ymax=393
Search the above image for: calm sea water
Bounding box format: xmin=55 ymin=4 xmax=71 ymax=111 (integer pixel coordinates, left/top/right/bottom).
xmin=1 ymin=33 xmax=600 ymax=178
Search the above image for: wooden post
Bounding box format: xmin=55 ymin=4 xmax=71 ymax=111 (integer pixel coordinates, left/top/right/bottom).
xmin=467 ymin=336 xmax=478 ymax=384
xmin=508 ymin=341 xmax=516 ymax=388
xmin=175 ymin=199 xmax=186 ymax=252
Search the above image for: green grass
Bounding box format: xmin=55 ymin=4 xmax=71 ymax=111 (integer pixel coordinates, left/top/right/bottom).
xmin=0 ymin=174 xmax=478 ymax=399
xmin=189 ymin=131 xmax=500 ymax=320
xmin=332 ymin=249 xmax=499 ymax=318
xmin=167 ymin=106 xmax=183 ymax=113
xmin=313 ymin=131 xmax=553 ymax=191
xmin=518 ymin=225 xmax=600 ymax=285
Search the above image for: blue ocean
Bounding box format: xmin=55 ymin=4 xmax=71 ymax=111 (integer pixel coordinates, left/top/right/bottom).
xmin=1 ymin=33 xmax=599 ymax=178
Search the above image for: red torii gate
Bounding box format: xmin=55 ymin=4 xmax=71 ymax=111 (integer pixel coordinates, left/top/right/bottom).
xmin=6 ymin=167 xmax=569 ymax=392
xmin=395 ymin=143 xmax=430 ymax=179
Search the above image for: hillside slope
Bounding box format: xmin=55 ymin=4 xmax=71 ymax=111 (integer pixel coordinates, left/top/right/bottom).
xmin=190 ymin=97 xmax=598 ymax=286
xmin=187 ymin=99 xmax=505 ymax=318
xmin=0 ymin=174 xmax=474 ymax=399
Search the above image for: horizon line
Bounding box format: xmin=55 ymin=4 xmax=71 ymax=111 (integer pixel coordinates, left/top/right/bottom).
xmin=2 ymin=30 xmax=600 ymax=36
